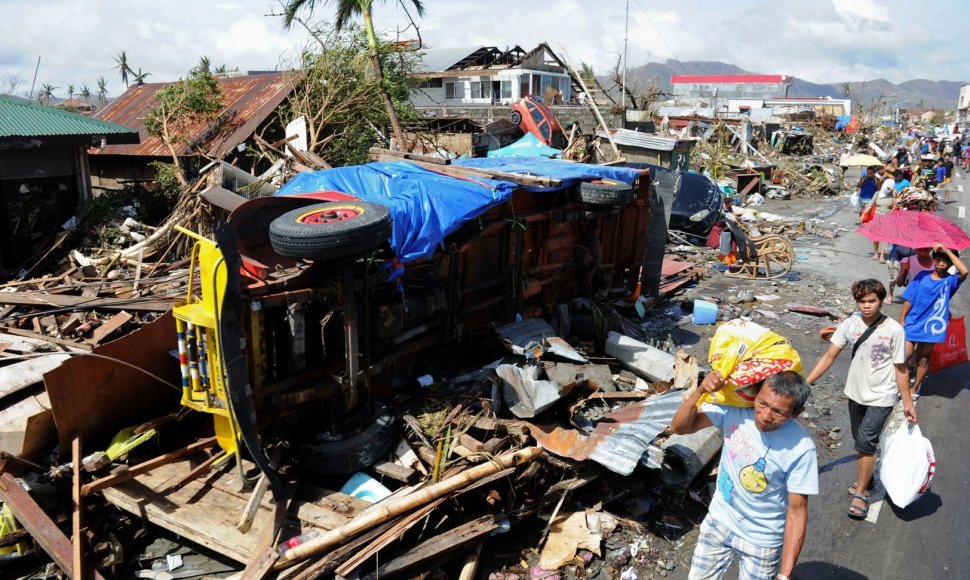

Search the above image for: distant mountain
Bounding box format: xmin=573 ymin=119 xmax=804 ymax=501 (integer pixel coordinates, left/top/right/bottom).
xmin=614 ymin=59 xmax=966 ymax=110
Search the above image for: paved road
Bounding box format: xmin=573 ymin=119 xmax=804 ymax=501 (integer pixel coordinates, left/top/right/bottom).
xmin=793 ymin=169 xmax=970 ymax=579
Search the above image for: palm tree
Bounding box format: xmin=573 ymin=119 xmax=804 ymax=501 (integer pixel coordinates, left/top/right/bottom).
xmin=66 ymin=83 xmax=75 ymax=100
xmin=96 ymin=76 xmax=108 ymax=107
xmin=197 ymin=55 xmax=211 ymax=73
xmin=39 ymin=83 xmax=57 ymax=104
xmin=114 ymin=50 xmax=131 ymax=88
xmin=131 ymin=68 xmax=151 ymax=86
xmin=79 ymin=84 xmax=92 ymax=104
xmin=282 ymin=0 xmax=425 ymax=148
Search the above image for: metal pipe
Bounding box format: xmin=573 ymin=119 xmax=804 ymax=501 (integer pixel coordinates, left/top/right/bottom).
xmin=175 ymin=318 xmax=190 ymax=400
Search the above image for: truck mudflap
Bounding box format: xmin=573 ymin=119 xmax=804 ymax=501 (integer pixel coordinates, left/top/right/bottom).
xmin=213 ymin=223 xmax=283 ymax=501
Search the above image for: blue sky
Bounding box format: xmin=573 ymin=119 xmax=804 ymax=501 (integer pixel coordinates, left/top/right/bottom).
xmin=0 ymin=0 xmax=966 ymax=100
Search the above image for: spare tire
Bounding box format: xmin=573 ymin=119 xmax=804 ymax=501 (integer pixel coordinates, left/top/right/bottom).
xmin=269 ymin=201 xmax=392 ymax=259
xmin=299 ymin=403 xmax=399 ymax=476
xmin=575 ymin=180 xmax=635 ymax=206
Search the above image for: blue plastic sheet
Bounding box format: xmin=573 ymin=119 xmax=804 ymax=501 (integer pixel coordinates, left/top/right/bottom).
xmin=453 ymin=156 xmax=642 ymax=191
xmin=487 ymin=133 xmax=561 ymax=158
xmin=275 ymin=161 xmax=517 ymax=272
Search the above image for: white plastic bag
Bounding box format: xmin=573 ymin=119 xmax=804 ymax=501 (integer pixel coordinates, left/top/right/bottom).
xmin=879 ymin=424 xmax=935 ymax=508
xmin=849 ymin=190 xmax=861 ymax=209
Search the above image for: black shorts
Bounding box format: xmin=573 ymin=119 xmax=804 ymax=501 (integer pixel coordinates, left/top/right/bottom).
xmin=848 ymin=400 xmax=893 ymax=455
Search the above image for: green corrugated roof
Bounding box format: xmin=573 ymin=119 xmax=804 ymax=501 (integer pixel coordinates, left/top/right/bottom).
xmin=0 ymin=94 xmax=137 ymax=139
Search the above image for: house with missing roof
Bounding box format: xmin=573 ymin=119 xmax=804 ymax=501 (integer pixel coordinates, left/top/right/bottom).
xmin=0 ymin=95 xmax=139 ymax=276
xmin=411 ymin=43 xmax=573 ymax=107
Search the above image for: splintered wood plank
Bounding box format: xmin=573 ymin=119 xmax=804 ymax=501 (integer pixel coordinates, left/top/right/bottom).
xmin=86 ymin=311 xmax=132 ymax=346
xmin=0 ymin=473 xmax=106 ymax=579
xmin=0 ymin=292 xmax=175 ymax=312
xmin=100 ymin=456 xmax=373 ymax=564
xmin=0 ymin=355 xmax=71 ymax=400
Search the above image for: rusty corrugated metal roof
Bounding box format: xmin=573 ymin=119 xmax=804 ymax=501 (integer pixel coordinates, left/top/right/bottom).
xmin=91 ymin=72 xmax=294 ymax=158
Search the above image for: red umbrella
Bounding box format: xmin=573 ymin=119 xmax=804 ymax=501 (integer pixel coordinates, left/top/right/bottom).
xmin=856 ymin=211 xmax=970 ymax=250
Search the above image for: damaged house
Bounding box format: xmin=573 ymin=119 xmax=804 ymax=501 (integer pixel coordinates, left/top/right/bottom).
xmin=88 ymin=72 xmax=294 ymax=190
xmin=411 ymin=43 xmax=573 ymax=107
xmin=0 ymin=95 xmax=138 ymax=277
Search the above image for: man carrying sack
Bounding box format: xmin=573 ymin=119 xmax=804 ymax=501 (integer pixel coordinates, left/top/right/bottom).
xmin=672 ymin=320 xmax=817 ymax=580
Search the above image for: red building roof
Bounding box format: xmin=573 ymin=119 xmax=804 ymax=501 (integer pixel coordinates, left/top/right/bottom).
xmin=670 ymin=74 xmax=790 ymax=84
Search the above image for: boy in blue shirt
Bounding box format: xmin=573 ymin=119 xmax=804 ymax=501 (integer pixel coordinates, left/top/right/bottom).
xmin=901 ymin=245 xmax=968 ymax=397
xmin=672 ymin=371 xmax=817 ymax=580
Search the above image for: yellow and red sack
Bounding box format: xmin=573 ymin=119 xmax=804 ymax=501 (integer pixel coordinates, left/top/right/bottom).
xmin=701 ymin=319 xmax=804 ymax=407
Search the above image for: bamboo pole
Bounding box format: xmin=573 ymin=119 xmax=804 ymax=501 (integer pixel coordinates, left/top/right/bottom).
xmin=274 ymin=447 xmax=542 ymax=569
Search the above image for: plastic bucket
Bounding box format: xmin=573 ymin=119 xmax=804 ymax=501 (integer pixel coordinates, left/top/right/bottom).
xmin=339 ymin=472 xmax=392 ymax=503
xmin=692 ymin=299 xmax=718 ymax=325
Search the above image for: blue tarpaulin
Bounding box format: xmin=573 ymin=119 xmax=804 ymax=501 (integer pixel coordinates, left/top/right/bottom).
xmin=835 ymin=115 xmax=852 ymax=130
xmin=275 ymin=161 xmax=517 ymax=272
xmin=453 ymin=156 xmax=643 ymax=191
xmin=487 ymin=132 xmax=561 ymax=158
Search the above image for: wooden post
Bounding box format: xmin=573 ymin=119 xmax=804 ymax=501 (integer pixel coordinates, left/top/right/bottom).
xmin=72 ymin=436 xmax=85 ymax=580
xmin=0 ymin=473 xmax=105 ymax=579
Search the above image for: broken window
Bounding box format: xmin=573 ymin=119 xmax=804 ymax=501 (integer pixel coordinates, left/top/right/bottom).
xmin=501 ymin=80 xmax=512 ymax=99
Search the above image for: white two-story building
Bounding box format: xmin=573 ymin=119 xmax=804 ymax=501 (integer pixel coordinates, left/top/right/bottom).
xmin=411 ymin=43 xmax=572 ymax=107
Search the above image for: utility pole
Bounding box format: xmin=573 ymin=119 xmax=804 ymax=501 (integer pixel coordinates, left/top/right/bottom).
xmin=28 ymin=56 xmax=41 ymax=101
xmin=622 ymin=0 xmax=629 ymax=114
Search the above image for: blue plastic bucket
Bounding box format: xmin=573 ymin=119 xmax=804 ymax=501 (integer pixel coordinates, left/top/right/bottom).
xmin=693 ymin=299 xmax=718 ymax=325
xmin=339 ymin=472 xmax=392 ymax=503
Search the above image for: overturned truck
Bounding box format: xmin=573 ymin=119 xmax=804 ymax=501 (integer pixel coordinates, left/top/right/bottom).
xmin=172 ymin=158 xmax=655 ymax=507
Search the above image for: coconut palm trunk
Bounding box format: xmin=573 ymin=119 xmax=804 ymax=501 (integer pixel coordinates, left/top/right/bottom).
xmin=360 ymin=5 xmax=406 ymax=148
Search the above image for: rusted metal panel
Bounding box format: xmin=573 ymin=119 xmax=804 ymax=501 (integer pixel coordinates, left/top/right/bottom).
xmin=43 ymin=312 xmax=181 ymax=449
xmin=92 ymin=73 xmax=294 ymax=158
xmin=527 ymin=389 xmax=682 ymax=476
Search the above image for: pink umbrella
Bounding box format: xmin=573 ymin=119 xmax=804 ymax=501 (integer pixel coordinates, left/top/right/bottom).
xmin=856 ymin=211 xmax=970 ymax=250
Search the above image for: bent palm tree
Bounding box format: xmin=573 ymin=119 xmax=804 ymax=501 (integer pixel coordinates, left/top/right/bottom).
xmin=132 ymin=68 xmax=151 ymax=86
xmin=114 ymin=51 xmax=131 ymax=88
xmin=96 ymin=76 xmax=108 ymax=107
xmin=39 ymin=83 xmax=57 ymax=104
xmin=282 ymin=0 xmax=424 ymax=149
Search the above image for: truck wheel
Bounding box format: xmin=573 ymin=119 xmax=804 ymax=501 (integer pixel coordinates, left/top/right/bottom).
xmin=269 ymin=201 xmax=391 ymax=259
xmin=299 ymin=403 xmax=398 ymax=476
xmin=575 ymin=180 xmax=634 ymax=206
xmin=510 ymin=111 xmax=522 ymax=126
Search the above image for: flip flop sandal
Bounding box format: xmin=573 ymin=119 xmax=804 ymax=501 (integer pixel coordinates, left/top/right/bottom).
xmin=848 ymin=492 xmax=869 ymax=520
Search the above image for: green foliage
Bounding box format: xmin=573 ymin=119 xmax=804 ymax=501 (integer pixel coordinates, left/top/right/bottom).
xmin=143 ymin=59 xmax=223 ymax=146
xmin=281 ymin=23 xmax=419 ymax=166
xmin=149 ymin=161 xmax=183 ymax=202
xmin=143 ymin=58 xmax=223 ymax=185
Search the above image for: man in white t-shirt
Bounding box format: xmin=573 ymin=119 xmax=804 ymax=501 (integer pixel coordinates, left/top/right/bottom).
xmin=672 ymin=371 xmax=817 ymax=580
xmin=806 ymin=279 xmax=917 ymax=520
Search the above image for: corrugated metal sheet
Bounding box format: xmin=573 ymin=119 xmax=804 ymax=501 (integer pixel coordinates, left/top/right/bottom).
xmin=0 ymin=95 xmax=138 ymax=142
xmin=597 ymin=129 xmax=680 ymax=151
xmin=91 ymin=72 xmax=293 ymax=158
xmin=417 ymin=46 xmax=484 ymax=73
xmin=528 ymin=389 xmax=684 ymax=476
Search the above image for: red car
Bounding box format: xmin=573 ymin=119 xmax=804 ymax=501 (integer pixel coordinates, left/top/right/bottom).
xmin=510 ymin=97 xmax=565 ymax=148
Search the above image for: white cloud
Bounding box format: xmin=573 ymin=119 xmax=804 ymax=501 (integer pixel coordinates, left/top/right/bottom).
xmin=0 ymin=0 xmax=965 ymax=100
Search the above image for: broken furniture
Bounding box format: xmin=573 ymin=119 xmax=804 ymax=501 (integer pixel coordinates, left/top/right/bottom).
xmin=723 ymin=219 xmax=795 ymax=279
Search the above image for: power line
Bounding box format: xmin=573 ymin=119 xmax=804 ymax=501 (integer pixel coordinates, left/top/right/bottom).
xmin=632 ymin=0 xmax=689 ymax=76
